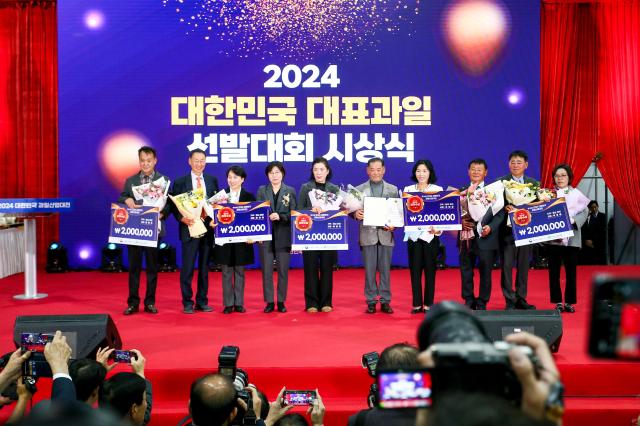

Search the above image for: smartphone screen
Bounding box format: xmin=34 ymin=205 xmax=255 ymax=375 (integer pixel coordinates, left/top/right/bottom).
xmin=589 ymin=276 xmax=640 ymax=360
xmin=20 ymin=333 xmax=53 ymax=353
xmin=376 ymin=370 xmax=432 ymax=408
xmin=113 ymin=350 xmax=133 ymax=363
xmin=283 ymin=390 xmax=316 ymax=406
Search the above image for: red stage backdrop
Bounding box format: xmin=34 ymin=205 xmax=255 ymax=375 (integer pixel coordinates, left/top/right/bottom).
xmin=0 ymin=0 xmax=59 ymax=267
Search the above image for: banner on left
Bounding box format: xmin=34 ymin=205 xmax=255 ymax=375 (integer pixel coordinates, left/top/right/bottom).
xmin=108 ymin=203 xmax=159 ymax=247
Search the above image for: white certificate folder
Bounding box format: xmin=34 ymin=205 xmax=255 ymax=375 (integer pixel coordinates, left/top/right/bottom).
xmin=363 ymin=197 xmax=404 ymax=228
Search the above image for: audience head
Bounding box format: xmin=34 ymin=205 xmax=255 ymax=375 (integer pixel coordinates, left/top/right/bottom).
xmin=377 ymin=343 xmax=420 ymax=371
xmin=189 ymin=374 xmax=238 ymax=426
xmin=100 ymin=372 xmax=147 ymax=425
xmin=69 ymin=358 xmax=107 ymax=405
xmin=274 ymin=413 xmax=309 ymax=426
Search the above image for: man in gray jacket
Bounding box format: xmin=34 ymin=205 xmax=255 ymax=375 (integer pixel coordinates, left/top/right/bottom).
xmin=353 ymin=158 xmax=399 ymax=314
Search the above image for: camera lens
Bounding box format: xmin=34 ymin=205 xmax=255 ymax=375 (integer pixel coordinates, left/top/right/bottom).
xmin=417 ymin=301 xmax=489 ymax=350
xmin=233 ymin=368 xmax=249 ymax=391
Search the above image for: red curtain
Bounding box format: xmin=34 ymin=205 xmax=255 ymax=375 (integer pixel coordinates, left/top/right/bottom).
xmin=596 ymin=1 xmax=640 ymax=226
xmin=541 ymin=0 xmax=640 ymax=225
xmin=0 ymin=0 xmax=59 ymax=267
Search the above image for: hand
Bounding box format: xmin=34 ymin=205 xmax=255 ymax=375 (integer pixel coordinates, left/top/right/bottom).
xmin=461 ymin=217 xmax=475 ymax=231
xmin=130 ymin=349 xmax=146 ymax=378
xmin=238 ymin=386 xmax=262 ymax=420
xmin=307 ymin=390 xmax=325 ymax=426
xmin=159 ymin=213 xmax=164 ymax=220
xmin=182 ymin=217 xmax=195 ymax=226
xmin=354 ymin=209 xmax=364 ymax=221
xmin=383 ymin=225 xmax=395 ymax=232
xmin=209 ymin=221 xmax=218 ymax=228
xmin=311 ymin=207 xmax=324 ymax=214
xmin=44 ymin=331 xmax=72 ymax=375
xmin=246 ymin=239 xmax=254 ymax=244
xmin=0 ymin=349 xmax=31 ymax=383
xmin=269 ymin=212 xmax=280 ymax=221
xmin=125 ymin=198 xmax=136 ymax=209
xmin=506 ymin=332 xmax=561 ymax=423
xmin=481 ymin=225 xmax=492 ymax=237
xmin=505 ymin=205 xmax=515 ymax=213
xmin=585 ymin=240 xmax=594 ymax=248
xmin=16 ymin=377 xmax=33 ymax=401
xmin=265 ymin=387 xmax=293 ymax=426
xmin=96 ymin=347 xmax=117 ymax=372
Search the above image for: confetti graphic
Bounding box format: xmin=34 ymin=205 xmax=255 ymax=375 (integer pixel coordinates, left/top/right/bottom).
xmin=163 ymin=0 xmax=420 ymax=60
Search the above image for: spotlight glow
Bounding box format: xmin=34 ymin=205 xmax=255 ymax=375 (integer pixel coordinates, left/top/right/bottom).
xmin=84 ymin=10 xmax=105 ymax=30
xmin=505 ymin=87 xmax=526 ymax=108
xmin=79 ymin=247 xmax=92 ymax=260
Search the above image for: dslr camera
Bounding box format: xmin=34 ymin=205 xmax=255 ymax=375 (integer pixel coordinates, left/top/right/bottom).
xmin=217 ymin=346 xmax=255 ymax=425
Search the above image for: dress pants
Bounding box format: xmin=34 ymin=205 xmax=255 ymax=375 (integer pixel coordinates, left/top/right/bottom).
xmin=260 ymin=243 xmax=290 ymax=303
xmin=180 ymin=237 xmax=211 ymax=309
xmin=127 ymin=245 xmax=158 ymax=307
xmin=547 ymin=245 xmax=578 ymax=304
xmin=302 ymin=250 xmax=336 ymax=309
xmin=222 ymin=265 xmax=245 ymax=307
xmin=407 ymin=238 xmax=438 ymax=307
xmin=362 ymin=244 xmax=393 ymax=304
xmin=500 ymin=242 xmax=532 ymax=305
xmin=459 ymin=239 xmax=495 ymax=307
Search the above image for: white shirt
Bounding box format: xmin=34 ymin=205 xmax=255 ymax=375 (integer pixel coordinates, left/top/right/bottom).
xmin=403 ymin=184 xmax=444 ymax=242
xmin=191 ymin=172 xmax=207 ymax=195
xmin=228 ymin=188 xmax=241 ymax=203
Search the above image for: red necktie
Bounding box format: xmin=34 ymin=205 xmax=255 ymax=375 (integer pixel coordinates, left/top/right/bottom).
xmin=197 ymin=177 xmax=206 ymax=219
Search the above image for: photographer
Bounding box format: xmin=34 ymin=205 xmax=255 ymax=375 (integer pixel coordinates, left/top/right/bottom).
xmin=69 ymin=358 xmax=106 ymax=406
xmin=348 ymin=343 xmax=419 ymax=426
xmin=99 ymin=349 xmax=152 ymax=425
xmin=188 ymin=373 xmax=266 ymax=426
xmin=6 ymin=377 xmax=34 ymax=424
xmin=415 ymin=302 xmax=564 ymax=426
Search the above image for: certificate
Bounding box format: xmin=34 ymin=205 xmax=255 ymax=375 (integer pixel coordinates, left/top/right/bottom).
xmin=363 ymin=197 xmax=404 ymax=227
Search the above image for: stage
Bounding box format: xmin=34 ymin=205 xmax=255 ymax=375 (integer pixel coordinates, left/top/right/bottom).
xmin=1 ymin=266 xmax=639 ymax=425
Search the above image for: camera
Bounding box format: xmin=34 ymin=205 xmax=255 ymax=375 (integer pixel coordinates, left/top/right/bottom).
xmin=217 ymin=346 xmax=255 ymax=425
xmin=589 ymin=275 xmax=640 ymax=360
xmin=361 ymin=351 xmax=380 ymax=407
xmin=416 ymin=301 xmax=538 ymax=405
xmin=0 ymin=376 xmax=38 ymax=401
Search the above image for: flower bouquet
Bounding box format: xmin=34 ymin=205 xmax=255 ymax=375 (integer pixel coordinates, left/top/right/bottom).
xmin=467 ymin=181 xmax=505 ymax=235
xmin=502 ymin=180 xmax=539 ymax=206
xmin=310 ymin=188 xmax=343 ymax=211
xmin=536 ymin=188 xmax=556 ymax=202
xmin=169 ymin=188 xmax=207 ymax=238
xmin=132 ymin=177 xmax=170 ymax=208
xmin=339 ymin=185 xmax=365 ymax=213
xmin=203 ymin=189 xmax=230 ymax=218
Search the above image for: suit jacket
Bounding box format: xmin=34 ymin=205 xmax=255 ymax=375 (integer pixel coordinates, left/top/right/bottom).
xmin=497 ymin=174 xmax=540 ymax=244
xmin=171 ymin=173 xmax=219 ymax=243
xmin=118 ymin=171 xmax=172 ymax=237
xmin=256 ymin=183 xmax=297 ymax=250
xmin=297 ymin=181 xmax=340 ymax=209
xmin=213 ymin=188 xmax=256 ymax=266
xmin=355 ymin=180 xmax=399 ymax=247
xmin=51 ymin=376 xmax=76 ymax=402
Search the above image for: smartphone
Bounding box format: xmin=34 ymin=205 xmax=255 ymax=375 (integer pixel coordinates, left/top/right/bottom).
xmin=589 ymin=275 xmax=640 ymax=360
xmin=283 ymin=390 xmax=316 ymax=406
xmin=20 ymin=333 xmax=54 ymax=353
xmin=112 ymin=350 xmax=135 ymax=363
xmin=376 ymin=369 xmax=432 ymax=409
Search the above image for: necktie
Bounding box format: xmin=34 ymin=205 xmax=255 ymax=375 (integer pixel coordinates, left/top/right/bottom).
xmin=197 ymin=176 xmax=202 ymax=189
xmin=196 ymin=176 xmax=206 ymax=219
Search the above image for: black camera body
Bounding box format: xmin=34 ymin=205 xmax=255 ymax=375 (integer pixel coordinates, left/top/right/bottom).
xmin=361 ymin=351 xmax=380 ymax=407
xmin=217 ymin=346 xmax=255 ymax=425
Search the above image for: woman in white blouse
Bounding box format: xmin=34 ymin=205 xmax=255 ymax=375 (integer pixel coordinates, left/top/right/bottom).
xmin=403 ymin=160 xmax=443 ymax=314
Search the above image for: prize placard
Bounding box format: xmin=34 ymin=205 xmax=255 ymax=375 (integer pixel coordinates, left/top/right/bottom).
xmin=402 ymin=190 xmax=462 ymax=231
xmin=291 ymin=210 xmax=349 ymax=251
xmin=213 ymin=201 xmax=272 ymax=245
xmin=509 ymin=198 xmax=574 ymax=247
xmin=108 ymin=203 xmax=159 ymax=247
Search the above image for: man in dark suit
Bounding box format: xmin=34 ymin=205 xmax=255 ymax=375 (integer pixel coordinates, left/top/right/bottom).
xmin=171 ymin=149 xmax=219 ymax=314
xmin=581 ymin=200 xmax=607 ymax=265
xmin=459 ymin=159 xmax=505 ymax=310
xmin=118 ymin=146 xmax=171 ymax=315
xmin=498 ymin=150 xmax=539 ymax=310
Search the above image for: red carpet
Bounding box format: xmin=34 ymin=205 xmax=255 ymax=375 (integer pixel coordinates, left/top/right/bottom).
xmin=1 ymin=266 xmax=639 ymax=425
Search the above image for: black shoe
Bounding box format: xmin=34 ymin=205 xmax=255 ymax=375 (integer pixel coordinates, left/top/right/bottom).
xmin=411 ymin=307 xmax=424 ymax=314
xmin=475 ymin=304 xmax=487 ymax=311
xmin=515 ymin=299 xmax=536 ymax=310
xmin=505 ymin=303 xmax=515 ymax=310
xmin=564 ymin=303 xmax=575 ymax=313
xmin=381 ymin=303 xmax=394 ymax=314
xmin=144 ymin=304 xmax=158 ymax=314
xmin=195 ymin=304 xmax=213 ymax=312
xmin=366 ymin=303 xmax=376 ymax=314
xmin=465 ymin=300 xmax=476 ymax=310
xmin=555 ymin=303 xmax=564 ymax=312
xmin=277 ymin=302 xmax=287 ymax=313
xmin=234 ymin=305 xmax=246 ymax=313
xmin=183 ymin=306 xmax=195 ymax=314
xmin=223 ymin=306 xmax=233 ymax=314
xmin=123 ymin=306 xmax=139 ymax=315
xmin=264 ymin=303 xmax=275 ymax=313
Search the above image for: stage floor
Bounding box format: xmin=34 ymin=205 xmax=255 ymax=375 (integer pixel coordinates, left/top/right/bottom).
xmin=1 ymin=266 xmax=640 ymax=425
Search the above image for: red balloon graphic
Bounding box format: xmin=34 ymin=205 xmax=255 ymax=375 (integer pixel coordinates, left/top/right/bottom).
xmin=99 ymin=131 xmax=148 ymax=190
